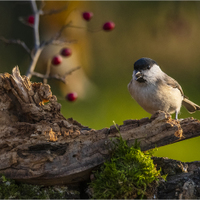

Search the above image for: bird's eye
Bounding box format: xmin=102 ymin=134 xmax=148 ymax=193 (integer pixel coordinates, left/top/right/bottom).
xmin=147 ymin=65 xmax=151 ymax=70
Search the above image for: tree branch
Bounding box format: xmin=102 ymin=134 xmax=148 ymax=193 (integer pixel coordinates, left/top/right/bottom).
xmin=45 ymin=21 xmax=73 ymax=46
xmin=1 ymin=1 xmax=79 ymax=82
xmin=30 ymin=0 xmax=40 ymax=49
xmin=43 ymin=59 xmax=51 ymax=84
xmin=40 ymin=4 xmax=68 ymax=16
xmin=25 ymin=2 xmax=75 ymax=79
xmin=0 ymin=37 xmax=32 ymax=58
xmin=25 ymin=0 xmax=41 ymax=79
xmin=26 ymin=46 xmax=44 ymax=79
xmin=50 ymin=39 xmax=77 ymax=46
xmin=31 ymin=66 xmax=81 ymax=83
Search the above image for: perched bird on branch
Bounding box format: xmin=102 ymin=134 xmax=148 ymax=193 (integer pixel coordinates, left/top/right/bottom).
xmin=128 ymin=57 xmax=200 ymax=119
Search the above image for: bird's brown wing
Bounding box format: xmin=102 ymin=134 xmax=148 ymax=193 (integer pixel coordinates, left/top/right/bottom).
xmin=163 ymin=73 xmax=184 ymax=96
xmin=163 ymin=73 xmax=200 ymax=112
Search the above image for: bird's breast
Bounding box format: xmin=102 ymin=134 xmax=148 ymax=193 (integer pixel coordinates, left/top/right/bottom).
xmin=128 ymin=79 xmax=183 ymax=114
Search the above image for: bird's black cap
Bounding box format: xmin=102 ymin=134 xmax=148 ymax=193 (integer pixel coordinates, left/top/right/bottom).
xmin=134 ymin=57 xmax=157 ymax=71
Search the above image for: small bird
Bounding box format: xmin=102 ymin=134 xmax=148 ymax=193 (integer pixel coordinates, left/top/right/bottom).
xmin=128 ymin=57 xmax=200 ymax=119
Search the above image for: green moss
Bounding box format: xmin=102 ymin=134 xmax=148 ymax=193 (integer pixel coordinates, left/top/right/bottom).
xmin=0 ymin=175 xmax=80 ymax=199
xmin=89 ymin=127 xmax=166 ymax=199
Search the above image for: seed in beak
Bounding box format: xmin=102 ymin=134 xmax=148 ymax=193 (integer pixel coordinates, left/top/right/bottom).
xmin=135 ymin=71 xmax=142 ymax=78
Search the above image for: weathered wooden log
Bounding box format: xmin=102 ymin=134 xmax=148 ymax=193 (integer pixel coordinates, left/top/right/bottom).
xmin=0 ymin=67 xmax=200 ymax=186
xmin=154 ymin=157 xmax=200 ymax=199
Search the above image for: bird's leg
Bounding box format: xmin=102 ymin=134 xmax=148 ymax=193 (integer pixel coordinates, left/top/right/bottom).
xmin=175 ymin=111 xmax=178 ymax=120
xmin=175 ymin=111 xmax=184 ymax=121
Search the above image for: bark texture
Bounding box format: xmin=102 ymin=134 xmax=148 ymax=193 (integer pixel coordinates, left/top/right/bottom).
xmin=0 ymin=67 xmax=200 ymax=187
xmin=154 ymin=157 xmax=200 ymax=199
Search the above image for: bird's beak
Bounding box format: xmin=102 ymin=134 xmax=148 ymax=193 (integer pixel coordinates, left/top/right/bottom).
xmin=135 ymin=70 xmax=143 ymax=80
xmin=134 ymin=70 xmax=145 ymax=82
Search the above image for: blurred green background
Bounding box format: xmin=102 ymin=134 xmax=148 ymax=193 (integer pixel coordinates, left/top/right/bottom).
xmin=1 ymin=1 xmax=200 ymax=162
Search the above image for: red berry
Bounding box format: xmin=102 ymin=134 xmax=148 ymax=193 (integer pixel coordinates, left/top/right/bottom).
xmin=82 ymin=12 xmax=93 ymax=21
xmin=66 ymin=92 xmax=78 ymax=102
xmin=60 ymin=48 xmax=72 ymax=57
xmin=51 ymin=55 xmax=62 ymax=65
xmin=28 ymin=15 xmax=34 ymax=24
xmin=103 ymin=21 xmax=115 ymax=31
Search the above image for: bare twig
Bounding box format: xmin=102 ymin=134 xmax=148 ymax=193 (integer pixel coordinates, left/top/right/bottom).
xmin=18 ymin=17 xmax=34 ymax=28
xmin=0 ymin=37 xmax=32 ymax=58
xmin=40 ymin=4 xmax=68 ymax=15
xmin=31 ymin=66 xmax=81 ymax=83
xmin=1 ymin=0 xmax=80 ymax=83
xmin=45 ymin=21 xmax=73 ymax=46
xmin=67 ymin=25 xmax=86 ymax=30
xmin=30 ymin=0 xmax=40 ymax=49
xmin=39 ymin=0 xmax=45 ymax=11
xmin=68 ymin=25 xmax=103 ymax=33
xmin=26 ymin=2 xmax=74 ymax=79
xmin=64 ymin=66 xmax=81 ymax=76
xmin=26 ymin=21 xmax=76 ymax=78
xmin=50 ymin=39 xmax=77 ymax=46
xmin=7 ymin=0 xmax=79 ymax=82
xmin=26 ymin=46 xmax=44 ymax=79
xmin=26 ymin=0 xmax=41 ymax=78
xmin=56 ymin=24 xmax=102 ymax=33
xmin=43 ymin=60 xmax=51 ymax=84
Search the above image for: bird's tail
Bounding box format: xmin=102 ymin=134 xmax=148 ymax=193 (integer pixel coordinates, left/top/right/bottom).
xmin=182 ymin=98 xmax=200 ymax=113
